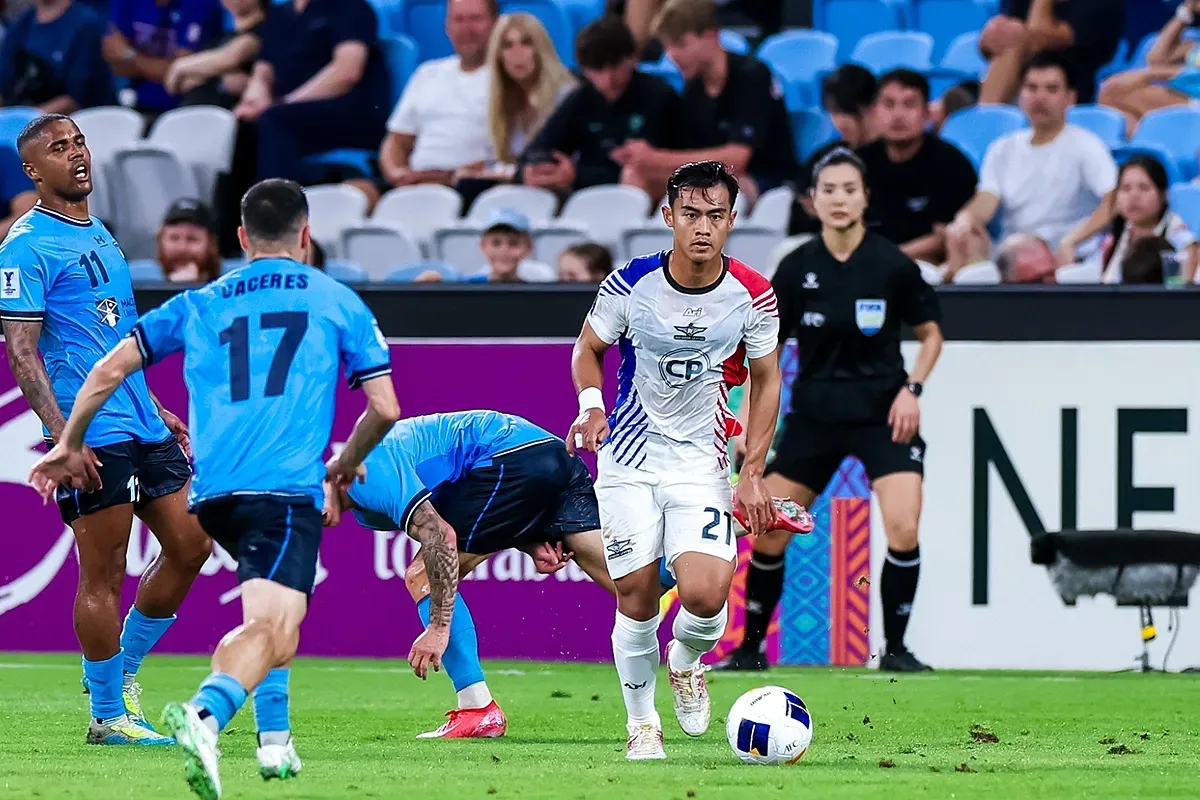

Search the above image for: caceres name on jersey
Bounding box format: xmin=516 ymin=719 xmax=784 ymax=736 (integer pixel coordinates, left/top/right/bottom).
xmin=772 ymin=231 xmax=941 ymax=424
xmin=587 ymin=251 xmax=779 ymax=474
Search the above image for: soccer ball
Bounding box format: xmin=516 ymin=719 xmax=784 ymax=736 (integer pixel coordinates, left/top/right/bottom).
xmin=725 ymin=686 xmax=813 ymax=765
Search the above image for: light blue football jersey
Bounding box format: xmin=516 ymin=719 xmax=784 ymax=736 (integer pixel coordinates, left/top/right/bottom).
xmin=131 ymin=258 xmax=391 ymax=509
xmin=0 ymin=205 xmax=168 ymax=447
xmin=349 ymin=410 xmax=557 ymax=532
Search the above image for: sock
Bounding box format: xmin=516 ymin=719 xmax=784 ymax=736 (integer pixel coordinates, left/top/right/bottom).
xmin=669 ymin=604 xmax=728 ymax=672
xmin=741 ymin=551 xmax=786 ymax=653
xmin=416 ymin=594 xmax=487 ymax=695
xmin=191 ymin=672 xmax=248 ymax=734
xmin=612 ymin=612 xmax=661 ymax=727
xmin=119 ymin=608 xmax=176 ymax=677
xmin=658 ymin=558 xmax=677 ymax=591
xmin=253 ymin=668 xmax=290 ymax=744
xmin=83 ymin=650 xmax=125 ymax=721
xmin=881 ymin=546 xmax=921 ymax=653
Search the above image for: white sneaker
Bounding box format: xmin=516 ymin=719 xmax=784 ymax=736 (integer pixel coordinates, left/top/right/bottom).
xmin=257 ymin=738 xmax=302 ymax=780
xmin=161 ymin=702 xmax=222 ymax=800
xmin=625 ymin=722 xmax=666 ymax=761
xmin=666 ymin=640 xmax=711 ymax=737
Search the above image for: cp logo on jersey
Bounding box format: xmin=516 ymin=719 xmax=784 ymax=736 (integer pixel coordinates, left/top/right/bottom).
xmin=659 ymin=347 xmax=711 ymax=388
xmin=854 ymin=299 xmax=886 ymax=336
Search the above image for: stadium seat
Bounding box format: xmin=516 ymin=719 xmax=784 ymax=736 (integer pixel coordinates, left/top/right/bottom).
xmin=913 ymin=0 xmax=989 ymax=61
xmin=937 ymin=30 xmax=986 ymax=77
xmin=561 ymin=0 xmax=604 ymax=33
xmin=372 ymin=184 xmax=464 ymax=257
xmin=466 ymin=185 xmax=559 ymax=224
xmin=719 ymin=29 xmax=751 ymax=55
xmin=638 ymin=61 xmax=684 ymax=92
xmin=1093 ymin=39 xmax=1130 ymax=87
xmin=324 ymin=259 xmax=368 ymax=283
xmin=1168 ymin=183 xmax=1200 ymax=232
xmin=380 ymin=34 xmax=420 ymax=108
xmin=299 ymin=149 xmax=376 ymax=183
xmin=1066 ymin=105 xmax=1126 ymax=150
xmin=368 ymin=0 xmax=405 ymax=35
xmin=304 ymin=184 xmax=370 ymax=258
xmin=1054 ymin=261 xmax=1102 ymax=283
xmin=745 ymin=186 xmax=795 ymax=233
xmin=820 ymin=0 xmax=905 ymax=62
xmin=939 ymin=105 xmax=1028 ymax=168
xmin=1113 ymin=144 xmax=1186 ymax=186
xmin=620 ymin=225 xmax=674 ymax=261
xmin=850 ymin=31 xmax=935 ymax=74
xmin=789 ymin=108 xmax=839 ymax=162
xmin=434 ymin=225 xmax=486 ymax=267
xmin=500 ymin=1 xmax=575 ymax=68
xmin=1128 ymin=107 xmax=1200 ymax=180
xmin=0 ymin=107 xmax=40 ymax=208
xmin=111 ymin=145 xmax=201 ymax=260
xmin=148 ymin=105 xmax=237 ymax=206
xmin=756 ymin=30 xmax=838 ymax=110
xmin=917 ymin=261 xmax=944 ymax=285
xmin=725 ymin=227 xmax=784 ymax=271
xmin=386 ymin=261 xmax=461 ymax=281
xmin=127 ymin=259 xmax=163 ymax=282
xmin=532 ymin=225 xmax=590 ymax=264
xmin=72 ymin=106 xmax=145 ymax=224
xmin=398 ymin=0 xmax=453 ymax=61
xmin=952 ymin=261 xmax=1001 ymax=283
xmin=341 ymin=225 xmax=423 ymax=280
xmin=558 ymin=184 xmax=652 ymax=248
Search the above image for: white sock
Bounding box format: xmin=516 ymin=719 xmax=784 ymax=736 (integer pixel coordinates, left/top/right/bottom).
xmin=457 ymin=681 xmax=493 ymax=709
xmin=259 ymin=730 xmax=290 ymax=747
xmin=669 ymin=604 xmax=729 ymax=672
xmin=612 ymin=611 xmax=662 ymax=727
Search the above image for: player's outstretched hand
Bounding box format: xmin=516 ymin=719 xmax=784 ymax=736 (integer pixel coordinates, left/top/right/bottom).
xmin=409 ymin=626 xmax=449 ymax=680
xmin=29 ymin=443 xmax=103 ymax=503
xmin=733 ymin=473 xmax=773 ymax=537
xmin=529 ymin=541 xmax=572 ymax=574
xmin=566 ymin=408 xmax=609 ymax=454
xmin=325 ymin=455 xmax=367 ymax=489
xmin=159 ymin=408 xmax=192 ymax=459
xmin=321 ymin=480 xmax=343 ymax=528
xmin=888 ymin=388 xmax=920 ymax=444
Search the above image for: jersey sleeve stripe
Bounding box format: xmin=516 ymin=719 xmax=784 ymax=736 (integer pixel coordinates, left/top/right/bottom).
xmin=603 ymin=274 xmax=633 ymax=296
xmin=0 ymin=309 xmax=44 ymax=321
xmin=596 ymin=282 xmax=628 ymax=299
xmin=348 ymin=364 xmax=392 ymax=390
xmin=130 ymin=324 xmax=155 ymax=366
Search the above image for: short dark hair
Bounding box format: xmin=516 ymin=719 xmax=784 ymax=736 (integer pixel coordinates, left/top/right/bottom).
xmin=240 ymin=179 xmax=308 ymax=243
xmin=17 ymin=113 xmax=75 ymax=158
xmin=666 ymin=160 xmax=739 ymax=210
xmin=876 ymin=68 xmax=930 ymax=104
xmin=1021 ymin=50 xmax=1075 ymax=91
xmin=811 ymin=146 xmax=866 ymax=186
xmin=576 ymin=16 xmax=637 ymax=71
xmin=822 ymin=65 xmax=877 ymax=116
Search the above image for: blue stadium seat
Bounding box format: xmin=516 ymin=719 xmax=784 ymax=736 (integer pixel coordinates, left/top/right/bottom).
xmin=381 ymin=34 xmax=420 ymax=107
xmin=938 ymin=30 xmax=986 ymax=76
xmin=719 ymin=30 xmax=751 ymax=55
xmin=820 ymin=0 xmax=904 ymax=62
xmin=913 ymin=0 xmax=989 ymax=61
xmin=939 ymin=105 xmax=1028 ymax=167
xmin=561 ymin=0 xmax=604 ymax=33
xmin=850 ymin=31 xmax=935 ymax=74
xmin=0 ymin=107 xmax=41 ymax=202
xmin=1113 ymin=145 xmax=1185 ymax=186
xmin=757 ymin=30 xmax=838 ymax=111
xmin=0 ymin=106 xmax=40 ymax=147
xmin=1127 ymin=106 xmax=1200 ymax=180
xmin=500 ymin=0 xmax=576 ymax=68
xmin=387 ymin=261 xmax=460 ymax=282
xmin=638 ymin=62 xmax=684 ymax=92
xmin=368 ymin=0 xmax=405 ymax=35
xmin=398 ymin=0 xmax=454 ymax=61
xmin=1093 ymin=39 xmax=1130 ymax=87
xmin=789 ymin=108 xmax=839 ymax=163
xmin=1066 ymin=104 xmax=1126 ymax=150
xmin=325 ymin=259 xmax=368 ymax=283
xmin=1168 ymin=183 xmax=1200 ymax=234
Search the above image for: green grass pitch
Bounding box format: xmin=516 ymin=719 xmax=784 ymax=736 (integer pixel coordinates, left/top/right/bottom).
xmin=0 ymin=653 xmax=1197 ymax=799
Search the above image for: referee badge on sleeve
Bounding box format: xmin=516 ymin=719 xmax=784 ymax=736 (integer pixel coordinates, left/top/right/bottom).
xmin=854 ymin=299 xmax=885 ymax=335
xmin=1 ymin=268 xmax=19 ymax=299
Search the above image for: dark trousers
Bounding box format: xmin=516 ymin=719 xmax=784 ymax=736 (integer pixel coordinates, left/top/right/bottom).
xmin=255 ymin=95 xmax=387 ymax=182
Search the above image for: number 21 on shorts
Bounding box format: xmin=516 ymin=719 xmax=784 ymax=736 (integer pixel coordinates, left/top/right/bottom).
xmin=701 ymin=507 xmax=733 ymax=545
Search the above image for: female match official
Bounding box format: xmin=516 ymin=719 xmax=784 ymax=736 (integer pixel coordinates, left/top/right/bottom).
xmin=726 ymin=148 xmax=945 ymax=673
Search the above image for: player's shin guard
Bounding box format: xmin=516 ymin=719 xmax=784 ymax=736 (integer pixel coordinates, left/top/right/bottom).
xmin=83 ymin=650 xmax=126 ymax=721
xmin=881 ymin=546 xmax=920 ymax=653
xmin=416 ymin=594 xmax=490 ymax=707
xmin=740 ymin=552 xmax=786 ymax=653
xmin=611 ymin=612 xmax=661 ymax=726
xmin=668 ymin=604 xmax=728 ymax=672
xmin=120 ymin=608 xmax=176 ymax=677
xmin=253 ymin=668 xmax=291 ymax=746
xmin=191 ymin=673 xmax=248 ymax=735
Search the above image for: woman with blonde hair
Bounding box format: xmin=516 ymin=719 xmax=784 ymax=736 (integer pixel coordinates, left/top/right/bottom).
xmin=456 ymin=12 xmax=574 ymax=183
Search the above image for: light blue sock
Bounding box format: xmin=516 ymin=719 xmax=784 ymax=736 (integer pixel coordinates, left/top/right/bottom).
xmin=83 ymin=650 xmax=125 ymax=721
xmin=253 ymin=668 xmax=290 ymax=738
xmin=658 ymin=558 xmax=677 ymax=591
xmin=191 ymin=673 xmax=248 ymax=733
xmin=416 ymin=594 xmax=485 ymax=692
xmin=120 ymin=608 xmax=176 ymax=677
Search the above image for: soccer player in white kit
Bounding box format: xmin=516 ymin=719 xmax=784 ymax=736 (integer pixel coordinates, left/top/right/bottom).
xmin=567 ymin=161 xmax=783 ymax=760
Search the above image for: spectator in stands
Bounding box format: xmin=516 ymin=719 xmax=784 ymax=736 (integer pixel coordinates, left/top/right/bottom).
xmin=978 ymin=0 xmax=1123 ymax=105
xmin=156 ymin=198 xmax=221 ymax=283
xmin=519 ymin=16 xmax=679 ymax=194
xmin=945 ymin=53 xmax=1117 ymax=279
xmin=1119 ymin=236 xmax=1176 ymax=284
xmin=105 ymin=0 xmax=225 ymax=116
xmin=465 ymin=208 xmax=554 ymax=282
xmin=163 ymin=0 xmax=264 ymax=109
xmin=929 ymin=79 xmax=979 ymax=134
xmin=1098 ymin=1 xmax=1200 ymax=135
xmin=787 ymin=64 xmax=876 ymax=235
xmin=233 ymin=0 xmax=391 ymax=182
xmin=996 ymin=232 xmax=1058 ymax=284
xmin=451 ymin=12 xmax=574 ymax=187
xmin=0 ymin=0 xmax=113 ymax=113
xmin=612 ymin=0 xmax=796 ymax=202
xmin=857 ymin=69 xmax=977 ymax=265
xmin=557 ymin=240 xmax=613 ymax=282
xmin=1100 ymin=156 xmax=1199 ymax=284
xmin=363 ymin=0 xmax=496 ymax=206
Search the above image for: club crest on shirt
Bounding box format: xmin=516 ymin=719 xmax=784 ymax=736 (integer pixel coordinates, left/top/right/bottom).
xmin=96 ymin=297 xmax=121 ymax=327
xmin=802 ymin=272 xmax=819 ymax=289
xmin=854 ymin=299 xmax=886 ymax=336
xmin=1 ymin=267 xmax=19 ymax=299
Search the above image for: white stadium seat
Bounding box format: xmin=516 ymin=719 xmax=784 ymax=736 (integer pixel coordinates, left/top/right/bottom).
xmin=725 ymin=227 xmax=785 ymax=271
xmin=72 ymin=106 xmax=145 ymax=224
xmin=341 ymin=225 xmax=423 ymax=281
xmin=148 ymin=106 xmax=237 ymax=206
xmin=372 ymin=184 xmax=463 ymax=257
xmin=304 ymin=184 xmax=369 ymax=258
xmin=620 ymin=225 xmax=674 ymax=262
xmin=745 ymin=186 xmax=795 ymax=233
xmin=558 ymin=185 xmax=651 ymax=248
xmin=466 ymin=185 xmax=558 ymax=224
xmin=532 ymin=225 xmax=590 ymax=265
xmin=434 ymin=225 xmax=485 ymax=269
xmin=111 ymin=145 xmax=200 ymax=260
xmin=952 ymin=261 xmax=1002 ymax=284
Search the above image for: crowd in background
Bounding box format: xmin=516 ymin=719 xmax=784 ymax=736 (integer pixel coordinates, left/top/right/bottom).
xmin=0 ymin=0 xmax=1196 ymax=286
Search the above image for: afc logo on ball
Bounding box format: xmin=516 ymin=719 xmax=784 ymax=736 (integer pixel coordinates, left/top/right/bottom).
xmin=658 ymin=347 xmax=711 ymax=388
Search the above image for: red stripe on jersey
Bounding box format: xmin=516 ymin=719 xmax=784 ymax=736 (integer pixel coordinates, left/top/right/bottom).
xmin=728 ymin=257 xmax=772 ymax=298
xmin=721 ymin=342 xmax=748 ymax=387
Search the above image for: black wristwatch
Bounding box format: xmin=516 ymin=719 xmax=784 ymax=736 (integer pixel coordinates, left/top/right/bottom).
xmin=905 ymin=382 xmax=923 ymax=398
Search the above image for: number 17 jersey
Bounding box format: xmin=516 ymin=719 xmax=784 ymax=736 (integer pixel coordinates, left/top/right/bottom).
xmin=131 ymin=258 xmax=391 ymax=509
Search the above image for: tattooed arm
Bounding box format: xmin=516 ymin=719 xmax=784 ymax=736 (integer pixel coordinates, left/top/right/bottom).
xmin=3 ymin=319 xmax=67 ymax=439
xmin=406 ymin=500 xmax=458 ymax=679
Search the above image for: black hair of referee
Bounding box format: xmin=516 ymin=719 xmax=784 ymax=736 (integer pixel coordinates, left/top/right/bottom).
xmin=724 ymin=148 xmax=945 ymax=674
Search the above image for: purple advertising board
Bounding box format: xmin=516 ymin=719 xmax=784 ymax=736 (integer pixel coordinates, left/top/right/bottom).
xmin=0 ymin=340 xmax=627 ymax=661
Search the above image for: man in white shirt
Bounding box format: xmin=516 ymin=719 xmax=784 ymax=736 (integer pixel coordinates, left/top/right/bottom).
xmin=361 ymin=0 xmax=496 ymax=205
xmin=945 ymin=51 xmax=1118 ymax=279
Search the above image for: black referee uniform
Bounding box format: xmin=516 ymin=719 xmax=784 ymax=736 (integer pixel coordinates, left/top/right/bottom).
xmin=733 ymin=230 xmax=941 ymax=672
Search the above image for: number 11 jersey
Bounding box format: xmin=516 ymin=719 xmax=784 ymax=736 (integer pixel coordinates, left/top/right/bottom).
xmin=131 ymin=257 xmax=391 ymax=509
